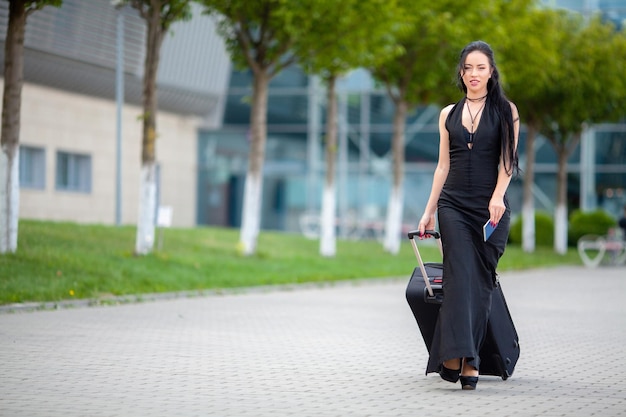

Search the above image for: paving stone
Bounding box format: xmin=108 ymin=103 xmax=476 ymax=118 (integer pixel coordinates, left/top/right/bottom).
xmin=0 ymin=266 xmax=624 ymax=417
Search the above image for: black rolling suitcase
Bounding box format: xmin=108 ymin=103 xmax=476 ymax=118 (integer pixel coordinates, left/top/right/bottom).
xmin=405 ymin=230 xmax=520 ymax=380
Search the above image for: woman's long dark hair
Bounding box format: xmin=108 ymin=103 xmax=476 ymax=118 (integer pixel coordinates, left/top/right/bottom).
xmin=456 ymin=40 xmax=519 ymax=176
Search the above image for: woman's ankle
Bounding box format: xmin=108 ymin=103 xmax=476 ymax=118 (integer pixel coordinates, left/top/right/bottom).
xmin=443 ymin=358 xmax=461 ymax=370
xmin=461 ymin=359 xmax=479 ymax=376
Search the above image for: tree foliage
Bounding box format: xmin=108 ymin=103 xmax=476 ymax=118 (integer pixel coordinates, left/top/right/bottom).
xmin=25 ymin=0 xmax=62 ymax=11
xmin=540 ymin=12 xmax=626 ymax=140
xmin=128 ymin=0 xmax=193 ymax=30
xmin=295 ymin=0 xmax=406 ymax=81
xmin=201 ymin=0 xmax=312 ymax=77
xmin=372 ymin=0 xmax=536 ymax=108
xmin=371 ymin=0 xmax=459 ymax=108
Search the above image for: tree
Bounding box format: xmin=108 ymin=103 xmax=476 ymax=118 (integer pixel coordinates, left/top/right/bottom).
xmin=0 ymin=0 xmax=62 ymax=254
xmin=124 ymin=0 xmax=193 ymax=255
xmin=498 ymin=6 xmax=562 ymax=253
xmin=370 ymin=0 xmax=461 ymax=255
xmin=294 ymin=0 xmax=406 ymax=257
xmin=538 ymin=13 xmax=626 ymax=254
xmin=200 ymin=0 xmax=314 ymax=256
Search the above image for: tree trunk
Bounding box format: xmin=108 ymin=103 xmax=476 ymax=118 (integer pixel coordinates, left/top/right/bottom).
xmin=239 ymin=71 xmax=270 ymax=256
xmin=383 ymin=99 xmax=407 ymax=255
xmin=0 ymin=0 xmax=27 ymax=254
xmin=554 ymin=145 xmax=568 ymax=255
xmin=522 ymin=124 xmax=537 ymax=253
xmin=136 ymin=163 xmax=158 ymax=254
xmin=135 ymin=7 xmax=164 ymax=255
xmin=320 ymin=75 xmax=338 ymax=257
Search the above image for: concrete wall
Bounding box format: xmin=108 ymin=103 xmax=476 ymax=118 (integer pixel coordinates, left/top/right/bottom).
xmin=17 ymin=82 xmax=199 ymax=227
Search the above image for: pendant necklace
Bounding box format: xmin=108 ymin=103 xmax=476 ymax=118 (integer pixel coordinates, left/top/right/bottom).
xmin=466 ymin=98 xmax=486 ymax=149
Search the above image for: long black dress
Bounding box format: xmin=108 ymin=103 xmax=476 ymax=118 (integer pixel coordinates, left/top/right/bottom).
xmin=426 ymin=97 xmax=511 ymax=374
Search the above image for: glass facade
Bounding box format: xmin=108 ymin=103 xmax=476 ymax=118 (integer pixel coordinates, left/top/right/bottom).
xmin=198 ymin=66 xmax=448 ymax=234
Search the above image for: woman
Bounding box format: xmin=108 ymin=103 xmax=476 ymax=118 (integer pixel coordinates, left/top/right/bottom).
xmin=417 ymin=40 xmax=520 ymax=390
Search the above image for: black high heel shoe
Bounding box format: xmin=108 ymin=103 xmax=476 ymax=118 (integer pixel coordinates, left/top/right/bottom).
xmin=459 ymin=375 xmax=478 ymax=390
xmin=439 ymin=365 xmax=461 ymax=383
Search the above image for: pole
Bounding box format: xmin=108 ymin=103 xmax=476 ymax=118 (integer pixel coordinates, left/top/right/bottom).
xmin=338 ymin=91 xmax=348 ymax=238
xmin=115 ymin=7 xmax=124 ymax=225
xmin=306 ymin=75 xmax=320 ymax=214
xmin=580 ymin=125 xmax=596 ymax=212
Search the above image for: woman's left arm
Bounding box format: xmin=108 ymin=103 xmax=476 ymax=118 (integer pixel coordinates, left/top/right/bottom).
xmin=489 ymin=102 xmax=520 ymax=225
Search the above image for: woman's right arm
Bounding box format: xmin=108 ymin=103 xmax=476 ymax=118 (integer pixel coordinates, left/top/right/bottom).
xmin=417 ymin=105 xmax=452 ymax=236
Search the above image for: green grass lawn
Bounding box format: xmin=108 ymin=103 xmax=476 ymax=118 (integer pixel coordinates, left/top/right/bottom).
xmin=0 ymin=220 xmax=583 ymax=305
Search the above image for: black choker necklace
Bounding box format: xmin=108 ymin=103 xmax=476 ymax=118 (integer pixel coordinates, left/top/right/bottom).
xmin=466 ymin=95 xmax=487 ymax=102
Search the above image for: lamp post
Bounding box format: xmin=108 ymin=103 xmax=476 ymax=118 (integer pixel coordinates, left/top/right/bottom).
xmin=113 ymin=1 xmax=125 ymax=225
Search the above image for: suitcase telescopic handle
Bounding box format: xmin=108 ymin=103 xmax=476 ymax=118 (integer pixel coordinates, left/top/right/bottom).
xmin=407 ymin=230 xmax=440 ymax=240
xmin=407 ymin=229 xmax=442 ymax=297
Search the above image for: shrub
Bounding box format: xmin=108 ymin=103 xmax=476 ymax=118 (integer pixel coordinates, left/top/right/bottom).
xmin=568 ymin=209 xmax=617 ymax=246
xmin=509 ymin=211 xmax=554 ymax=247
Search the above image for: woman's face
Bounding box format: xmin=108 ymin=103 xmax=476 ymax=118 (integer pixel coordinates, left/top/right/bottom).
xmin=460 ymin=51 xmax=492 ymax=94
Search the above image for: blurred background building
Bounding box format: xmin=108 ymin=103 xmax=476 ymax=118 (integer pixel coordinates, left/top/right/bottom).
xmin=1 ymin=0 xmax=625 ymax=235
xmin=0 ymin=0 xmax=231 ymax=227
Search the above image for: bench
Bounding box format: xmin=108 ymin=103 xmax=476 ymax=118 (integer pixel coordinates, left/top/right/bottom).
xmin=577 ymin=229 xmax=626 ymax=267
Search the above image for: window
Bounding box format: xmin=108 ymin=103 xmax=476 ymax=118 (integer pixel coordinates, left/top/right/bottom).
xmin=56 ymin=151 xmax=92 ymax=193
xmin=19 ymin=145 xmax=46 ymax=189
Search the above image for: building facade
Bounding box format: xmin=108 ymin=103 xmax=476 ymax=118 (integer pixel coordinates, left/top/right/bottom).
xmin=1 ymin=0 xmax=231 ymax=227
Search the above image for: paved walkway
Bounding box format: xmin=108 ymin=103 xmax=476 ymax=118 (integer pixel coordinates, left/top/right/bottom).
xmin=1 ymin=266 xmax=625 ymax=417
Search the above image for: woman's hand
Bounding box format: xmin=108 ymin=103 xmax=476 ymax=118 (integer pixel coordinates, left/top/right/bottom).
xmin=417 ymin=213 xmax=436 ymax=239
xmin=488 ymin=195 xmax=506 ymax=225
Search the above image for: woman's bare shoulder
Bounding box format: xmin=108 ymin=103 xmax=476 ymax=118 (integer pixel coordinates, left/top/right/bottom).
xmin=440 ymin=104 xmax=455 ymax=118
xmin=442 ymin=103 xmax=455 ymax=113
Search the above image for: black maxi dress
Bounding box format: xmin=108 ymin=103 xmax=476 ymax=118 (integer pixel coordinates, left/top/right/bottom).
xmin=426 ymin=97 xmax=511 ymax=374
